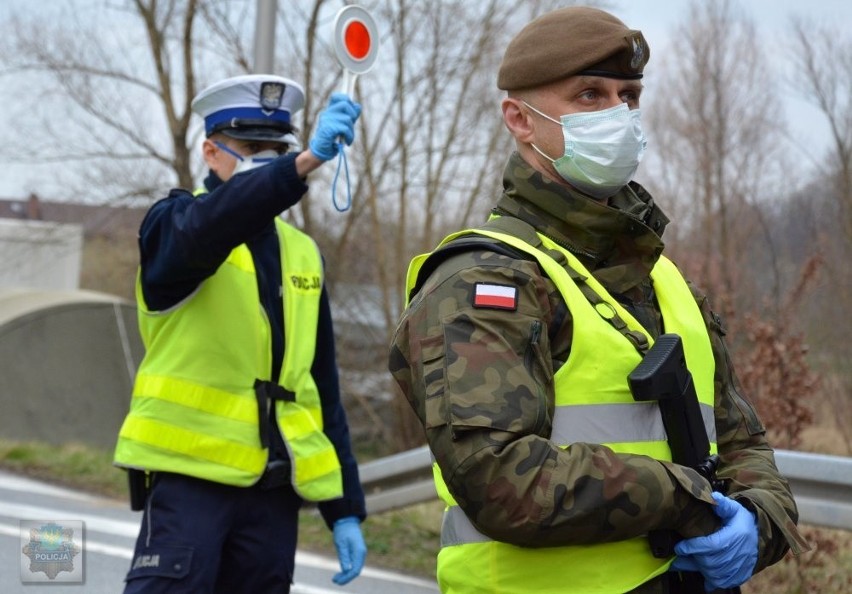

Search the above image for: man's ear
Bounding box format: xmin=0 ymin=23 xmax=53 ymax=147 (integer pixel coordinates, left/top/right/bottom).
xmin=502 ymin=97 xmax=535 ymax=143
xmin=201 ymin=138 xmax=219 ymax=169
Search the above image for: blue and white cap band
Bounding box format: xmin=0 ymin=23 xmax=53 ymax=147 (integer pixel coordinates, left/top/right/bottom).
xmin=203 ymin=107 xmax=292 ymax=136
xmin=191 ymin=74 xmax=305 ymax=138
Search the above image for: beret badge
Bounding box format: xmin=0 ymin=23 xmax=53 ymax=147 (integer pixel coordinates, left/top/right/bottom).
xmin=628 ymin=33 xmax=646 ymax=72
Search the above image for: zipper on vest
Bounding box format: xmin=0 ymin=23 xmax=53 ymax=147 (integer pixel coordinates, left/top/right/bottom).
xmin=525 ymin=320 xmax=548 ymax=435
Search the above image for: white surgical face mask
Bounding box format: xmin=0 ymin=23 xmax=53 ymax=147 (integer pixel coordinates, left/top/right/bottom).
xmin=231 ymin=149 xmax=279 ymax=176
xmin=214 ymin=141 xmax=280 ymax=177
xmin=524 ymin=102 xmax=647 ymax=200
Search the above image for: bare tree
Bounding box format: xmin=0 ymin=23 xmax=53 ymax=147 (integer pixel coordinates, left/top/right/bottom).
xmin=292 ymin=0 xmax=564 ymax=450
xmin=787 ymin=17 xmax=852 ymax=422
xmin=789 ymin=17 xmax=852 ymax=244
xmin=645 ymin=0 xmax=790 ymax=320
xmin=0 ymin=1 xmax=237 ymax=202
xmin=0 ymin=0 xmax=572 ymax=452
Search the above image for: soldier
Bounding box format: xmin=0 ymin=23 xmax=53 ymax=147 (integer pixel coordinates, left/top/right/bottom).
xmin=388 ymin=7 xmax=808 ymax=594
xmin=114 ymin=75 xmax=367 ymax=593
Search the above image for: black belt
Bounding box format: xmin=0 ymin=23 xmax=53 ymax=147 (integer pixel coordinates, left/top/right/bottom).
xmin=257 ymin=459 xmax=292 ymax=490
xmin=253 ymin=379 xmax=295 ymax=448
xmin=253 ymin=380 xmax=296 ymax=491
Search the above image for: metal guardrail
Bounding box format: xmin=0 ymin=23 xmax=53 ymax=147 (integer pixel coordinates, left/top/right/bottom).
xmin=361 ymin=447 xmax=852 ymax=531
xmin=359 ymin=446 xmax=435 ymax=514
xmin=774 ymin=450 xmax=852 ymax=531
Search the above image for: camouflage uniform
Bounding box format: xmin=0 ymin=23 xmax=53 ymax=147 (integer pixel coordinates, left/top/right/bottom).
xmin=389 ymin=153 xmax=807 ymax=592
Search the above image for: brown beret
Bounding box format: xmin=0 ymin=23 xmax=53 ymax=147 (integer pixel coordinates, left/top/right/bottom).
xmin=497 ymin=6 xmax=650 ymax=91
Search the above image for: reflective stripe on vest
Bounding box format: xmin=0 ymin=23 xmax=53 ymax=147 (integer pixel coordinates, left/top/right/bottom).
xmin=550 ymin=400 xmax=715 ymax=445
xmin=406 ymin=227 xmax=716 ymax=594
xmin=273 ymin=219 xmax=343 ymax=500
xmin=115 ymin=217 xmax=342 ymax=501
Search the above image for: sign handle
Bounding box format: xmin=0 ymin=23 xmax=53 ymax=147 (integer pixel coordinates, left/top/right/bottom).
xmin=343 ymin=70 xmax=357 ymax=97
xmin=330 ymin=4 xmax=378 ymax=213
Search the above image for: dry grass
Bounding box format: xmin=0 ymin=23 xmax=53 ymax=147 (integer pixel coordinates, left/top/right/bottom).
xmin=745 ymin=526 xmax=852 ymax=594
xmin=298 ymin=499 xmax=442 ymax=579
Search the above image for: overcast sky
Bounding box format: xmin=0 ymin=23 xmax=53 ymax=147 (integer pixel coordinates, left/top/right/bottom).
xmin=1 ymin=0 xmax=849 ymax=200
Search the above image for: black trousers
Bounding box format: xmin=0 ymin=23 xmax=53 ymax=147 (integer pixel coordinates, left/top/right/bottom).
xmin=123 ymin=472 xmax=302 ymax=594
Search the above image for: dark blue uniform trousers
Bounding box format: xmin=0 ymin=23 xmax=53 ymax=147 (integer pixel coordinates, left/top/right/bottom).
xmin=124 ymin=472 xmax=302 ymax=593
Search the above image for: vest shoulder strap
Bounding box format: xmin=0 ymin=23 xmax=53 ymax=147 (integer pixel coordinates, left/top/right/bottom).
xmin=408 ymin=237 xmax=526 ymax=302
xmin=409 ymin=216 xmax=544 ymax=301
xmin=413 ymin=215 xmax=653 ymax=355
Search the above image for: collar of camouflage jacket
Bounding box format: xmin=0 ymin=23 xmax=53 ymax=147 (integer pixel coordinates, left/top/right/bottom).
xmin=493 ymin=152 xmax=669 ymax=294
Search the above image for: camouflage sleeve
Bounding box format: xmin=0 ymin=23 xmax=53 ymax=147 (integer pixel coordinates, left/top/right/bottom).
xmin=695 ymin=289 xmax=811 ymax=570
xmin=389 ymin=250 xmax=721 ymax=548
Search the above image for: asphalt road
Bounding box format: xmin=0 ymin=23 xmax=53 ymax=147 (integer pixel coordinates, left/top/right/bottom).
xmin=0 ymin=470 xmax=439 ymax=593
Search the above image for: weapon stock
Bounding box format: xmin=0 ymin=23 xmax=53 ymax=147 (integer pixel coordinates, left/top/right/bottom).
xmin=628 ymin=334 xmax=725 ymax=554
xmin=629 ymin=333 xmax=722 ymax=486
xmin=628 ymin=334 xmax=741 ymax=594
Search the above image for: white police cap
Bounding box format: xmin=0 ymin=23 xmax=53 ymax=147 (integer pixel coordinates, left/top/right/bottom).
xmin=191 ymin=74 xmax=305 ymax=143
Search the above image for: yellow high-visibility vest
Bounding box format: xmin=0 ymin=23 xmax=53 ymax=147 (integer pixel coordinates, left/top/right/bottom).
xmin=406 ymin=227 xmax=716 ymax=594
xmin=115 ymin=218 xmax=343 ymax=501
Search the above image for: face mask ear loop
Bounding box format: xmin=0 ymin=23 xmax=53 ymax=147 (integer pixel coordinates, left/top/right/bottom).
xmin=213 ymin=141 xmax=245 ymax=162
xmin=522 ymin=102 xmax=561 ymax=163
xmin=522 ymin=101 xmax=561 ymax=125
xmin=331 ymin=140 xmax=352 ymax=213
xmin=531 ymin=142 xmax=559 ymax=163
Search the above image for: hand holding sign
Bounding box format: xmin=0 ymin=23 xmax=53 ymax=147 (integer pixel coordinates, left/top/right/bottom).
xmin=329 ymin=5 xmax=378 ymax=212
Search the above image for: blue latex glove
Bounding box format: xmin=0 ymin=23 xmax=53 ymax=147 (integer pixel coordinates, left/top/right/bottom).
xmin=331 ymin=516 xmax=367 ymax=585
xmin=671 ymin=492 xmax=759 ymax=591
xmin=309 ymin=93 xmax=362 ymax=161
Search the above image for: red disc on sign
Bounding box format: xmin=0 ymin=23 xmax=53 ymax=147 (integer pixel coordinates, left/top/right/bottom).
xmin=344 ymin=21 xmax=370 ymax=61
xmin=333 ymin=5 xmax=379 ymax=74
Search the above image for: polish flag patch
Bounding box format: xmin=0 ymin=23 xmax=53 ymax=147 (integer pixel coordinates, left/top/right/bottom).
xmin=473 ymin=283 xmax=518 ymax=311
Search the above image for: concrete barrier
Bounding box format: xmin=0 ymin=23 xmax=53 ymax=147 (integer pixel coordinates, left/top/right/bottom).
xmin=0 ymin=288 xmax=142 ymax=450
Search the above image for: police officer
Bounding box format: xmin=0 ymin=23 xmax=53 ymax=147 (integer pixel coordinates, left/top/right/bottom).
xmin=114 ymin=74 xmax=367 ymax=593
xmin=389 ymin=7 xmax=808 ymax=594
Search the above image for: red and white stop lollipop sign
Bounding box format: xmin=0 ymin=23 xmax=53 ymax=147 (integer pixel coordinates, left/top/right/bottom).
xmin=333 ymin=5 xmax=379 ymax=95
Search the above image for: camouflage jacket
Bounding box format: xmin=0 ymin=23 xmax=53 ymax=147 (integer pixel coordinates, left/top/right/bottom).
xmin=389 ymin=153 xmax=808 ymax=576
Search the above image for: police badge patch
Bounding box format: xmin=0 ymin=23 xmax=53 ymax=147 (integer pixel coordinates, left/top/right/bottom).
xmin=260 ymin=82 xmax=285 ymax=112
